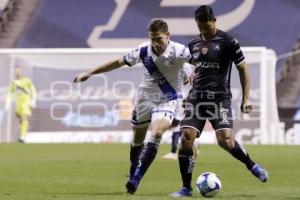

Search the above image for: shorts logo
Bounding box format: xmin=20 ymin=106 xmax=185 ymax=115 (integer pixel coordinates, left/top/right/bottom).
xmin=220 ymin=107 xmax=229 ymax=125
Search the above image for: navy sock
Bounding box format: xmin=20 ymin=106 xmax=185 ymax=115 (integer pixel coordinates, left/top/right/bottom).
xmin=171 ymin=131 xmax=180 ymax=153
xmin=230 ymin=141 xmax=255 ymax=170
xmin=134 ymin=142 xmax=159 ymax=179
xmin=178 ymin=148 xmax=195 ymax=190
xmin=129 ymin=143 xmax=144 ymax=179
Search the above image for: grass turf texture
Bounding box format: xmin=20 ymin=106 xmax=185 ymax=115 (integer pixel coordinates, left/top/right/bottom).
xmin=0 ymin=144 xmax=299 ymax=200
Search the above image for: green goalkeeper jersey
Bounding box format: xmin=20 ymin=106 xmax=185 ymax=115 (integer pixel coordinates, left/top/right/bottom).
xmin=6 ymin=77 xmax=36 ymax=104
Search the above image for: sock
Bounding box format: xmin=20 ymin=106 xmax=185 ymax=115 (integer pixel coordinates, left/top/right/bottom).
xmin=134 ymin=142 xmax=159 ymax=179
xmin=171 ymin=131 xmax=180 ymax=153
xmin=20 ymin=119 xmax=29 ymax=138
xmin=129 ymin=143 xmax=144 ymax=179
xmin=230 ymin=141 xmax=255 ymax=170
xmin=178 ymin=148 xmax=195 ymax=190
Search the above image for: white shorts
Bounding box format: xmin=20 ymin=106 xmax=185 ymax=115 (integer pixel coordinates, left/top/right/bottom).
xmin=131 ymin=98 xmax=178 ymax=128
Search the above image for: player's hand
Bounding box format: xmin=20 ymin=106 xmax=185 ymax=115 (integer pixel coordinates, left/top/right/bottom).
xmin=240 ymin=100 xmax=252 ymax=113
xmin=74 ymin=72 xmax=91 ymax=83
xmin=183 ymin=74 xmax=194 ymax=85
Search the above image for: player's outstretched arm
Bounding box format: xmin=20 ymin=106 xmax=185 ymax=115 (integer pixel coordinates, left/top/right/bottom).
xmin=74 ymin=58 xmax=125 ymax=83
xmin=30 ymin=82 xmax=37 ymax=108
xmin=236 ymin=62 xmax=252 ymax=113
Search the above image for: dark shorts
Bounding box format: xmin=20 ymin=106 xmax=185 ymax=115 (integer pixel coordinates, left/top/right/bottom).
xmin=180 ymin=94 xmax=233 ymax=135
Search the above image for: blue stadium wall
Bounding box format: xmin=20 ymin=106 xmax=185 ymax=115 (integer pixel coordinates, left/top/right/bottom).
xmin=17 ymin=0 xmax=300 ymax=56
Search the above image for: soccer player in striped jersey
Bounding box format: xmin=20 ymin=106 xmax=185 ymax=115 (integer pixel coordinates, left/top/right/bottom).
xmin=170 ymin=5 xmax=269 ymax=197
xmin=74 ymin=19 xmax=191 ymax=195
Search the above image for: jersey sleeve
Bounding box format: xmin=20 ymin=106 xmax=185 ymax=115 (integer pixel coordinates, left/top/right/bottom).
xmin=230 ymin=38 xmax=245 ymax=66
xmin=28 ymin=79 xmax=37 ymax=99
xmin=123 ymin=47 xmax=142 ymax=67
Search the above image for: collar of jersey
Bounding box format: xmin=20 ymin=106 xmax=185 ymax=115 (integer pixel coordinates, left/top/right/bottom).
xmin=200 ymin=29 xmax=221 ymax=41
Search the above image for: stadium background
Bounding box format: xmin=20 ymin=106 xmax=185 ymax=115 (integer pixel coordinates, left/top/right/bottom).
xmin=0 ymin=0 xmax=299 ymax=144
xmin=0 ymin=1 xmax=300 ymax=200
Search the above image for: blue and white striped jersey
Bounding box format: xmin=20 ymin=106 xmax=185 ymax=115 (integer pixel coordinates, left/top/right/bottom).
xmin=124 ymin=40 xmax=191 ymax=102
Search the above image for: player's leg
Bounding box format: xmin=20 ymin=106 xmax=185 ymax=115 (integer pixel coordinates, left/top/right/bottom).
xmin=127 ymin=100 xmax=177 ymax=194
xmin=213 ymin=99 xmax=268 ymax=182
xmin=216 ymin=128 xmax=255 ymax=168
xmin=126 ymin=98 xmax=154 ymax=194
xmin=129 ymin=126 xmax=148 ymax=179
xmin=127 ymin=118 xmax=172 ymax=194
xmin=170 ymin=103 xmax=206 ymax=197
xmin=162 ymin=120 xmax=180 ymax=160
xmin=17 ymin=102 xmax=31 ymax=142
xmin=19 ymin=115 xmax=29 ymax=142
xmin=193 ymin=137 xmax=200 ymax=158
xmin=216 ymin=129 xmax=268 ymax=182
xmin=163 ymin=98 xmax=185 ymax=160
xmin=171 ymin=126 xmax=181 ymax=156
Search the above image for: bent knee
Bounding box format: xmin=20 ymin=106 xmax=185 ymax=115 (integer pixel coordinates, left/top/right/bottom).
xmin=180 ymin=128 xmax=197 ymax=149
xmin=217 ymin=137 xmax=235 ymax=151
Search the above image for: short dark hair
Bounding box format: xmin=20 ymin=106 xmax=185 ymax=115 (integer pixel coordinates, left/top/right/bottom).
xmin=194 ymin=5 xmax=215 ymax=21
xmin=147 ymin=19 xmax=168 ymax=32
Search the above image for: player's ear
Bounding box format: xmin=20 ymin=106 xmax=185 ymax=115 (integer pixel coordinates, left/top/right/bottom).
xmin=166 ymin=32 xmax=170 ymax=39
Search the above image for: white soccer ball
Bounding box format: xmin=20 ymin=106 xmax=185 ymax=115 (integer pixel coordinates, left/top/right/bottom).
xmin=196 ymin=172 xmax=221 ymax=198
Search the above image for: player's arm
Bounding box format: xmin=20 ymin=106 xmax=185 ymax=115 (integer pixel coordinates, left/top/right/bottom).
xmin=74 ymin=58 xmax=125 ymax=83
xmin=236 ymin=62 xmax=252 ymax=113
xmin=30 ymin=81 xmax=37 ymax=108
xmin=5 ymin=83 xmax=14 ymax=110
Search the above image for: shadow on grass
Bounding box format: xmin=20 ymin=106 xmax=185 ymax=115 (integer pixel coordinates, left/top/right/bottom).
xmin=47 ymin=191 xmax=170 ymax=197
xmin=219 ymin=194 xmax=257 ymax=199
xmin=47 ymin=191 xmax=124 ymax=197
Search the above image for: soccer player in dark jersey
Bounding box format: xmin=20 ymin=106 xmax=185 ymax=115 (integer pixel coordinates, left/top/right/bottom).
xmin=170 ymin=5 xmax=269 ymax=197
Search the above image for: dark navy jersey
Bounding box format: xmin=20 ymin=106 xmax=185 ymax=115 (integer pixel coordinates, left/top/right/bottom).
xmin=188 ymin=29 xmax=245 ymax=95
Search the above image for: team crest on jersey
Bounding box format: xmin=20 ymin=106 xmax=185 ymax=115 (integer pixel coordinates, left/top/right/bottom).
xmin=214 ymin=45 xmax=220 ymax=50
xmin=201 ymin=47 xmax=208 ymax=55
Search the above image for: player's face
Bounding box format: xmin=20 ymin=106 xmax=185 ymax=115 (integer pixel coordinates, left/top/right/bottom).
xmin=14 ymin=68 xmax=21 ymax=79
xmin=196 ymin=18 xmax=216 ymax=38
xmin=149 ymin=31 xmax=170 ymax=56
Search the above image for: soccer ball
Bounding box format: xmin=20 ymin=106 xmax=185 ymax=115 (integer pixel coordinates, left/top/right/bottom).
xmin=196 ymin=172 xmax=221 ymax=198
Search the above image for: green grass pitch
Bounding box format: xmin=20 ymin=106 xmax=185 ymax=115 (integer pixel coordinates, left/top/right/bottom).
xmin=0 ymin=144 xmax=299 ymax=200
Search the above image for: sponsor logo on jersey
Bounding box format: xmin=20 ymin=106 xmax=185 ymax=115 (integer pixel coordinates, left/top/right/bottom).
xmin=196 ymin=62 xmax=220 ymax=69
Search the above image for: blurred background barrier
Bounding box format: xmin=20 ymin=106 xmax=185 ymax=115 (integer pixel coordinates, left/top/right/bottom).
xmin=0 ymin=0 xmax=299 ymax=144
xmin=0 ymin=48 xmax=287 ymax=144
